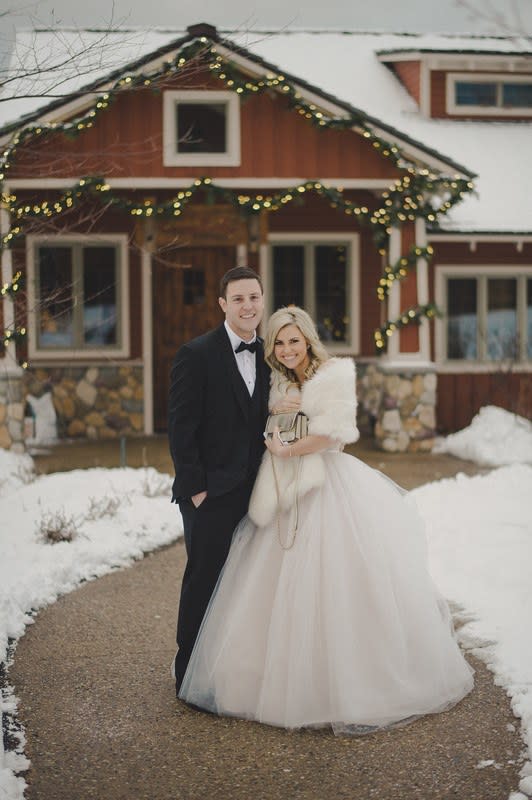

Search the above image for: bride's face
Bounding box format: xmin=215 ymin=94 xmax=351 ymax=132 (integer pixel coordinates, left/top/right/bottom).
xmin=274 ymin=324 xmax=310 ymax=372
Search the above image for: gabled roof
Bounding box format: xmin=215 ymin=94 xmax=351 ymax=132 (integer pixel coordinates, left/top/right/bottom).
xmin=0 ymin=24 xmax=473 ymax=180
xmin=1 ymin=26 xmax=531 ymax=232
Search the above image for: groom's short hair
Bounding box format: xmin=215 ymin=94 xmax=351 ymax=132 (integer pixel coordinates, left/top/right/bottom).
xmin=219 ymin=267 xmax=263 ymax=299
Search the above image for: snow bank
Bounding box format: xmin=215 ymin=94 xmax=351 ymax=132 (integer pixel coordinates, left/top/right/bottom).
xmin=413 ymin=464 xmax=532 ymax=793
xmin=0 ymin=461 xmax=181 ymax=663
xmin=433 ymin=406 xmax=532 ymax=467
xmin=0 ymin=450 xmax=35 ymax=498
xmin=0 ymin=452 xmax=182 ymax=799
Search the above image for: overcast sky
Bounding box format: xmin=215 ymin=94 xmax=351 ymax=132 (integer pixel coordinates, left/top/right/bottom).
xmin=1 ymin=0 xmax=532 ymax=37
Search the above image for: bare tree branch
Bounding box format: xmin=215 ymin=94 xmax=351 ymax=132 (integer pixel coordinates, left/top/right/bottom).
xmin=455 ymin=0 xmax=532 ymax=42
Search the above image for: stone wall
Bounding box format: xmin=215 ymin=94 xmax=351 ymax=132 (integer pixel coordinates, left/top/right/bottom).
xmin=0 ymin=369 xmax=25 ymax=452
xmin=23 ymin=365 xmax=144 ymax=440
xmin=358 ymin=362 xmax=437 ymax=453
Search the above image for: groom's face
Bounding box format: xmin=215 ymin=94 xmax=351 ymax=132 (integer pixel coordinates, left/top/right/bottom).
xmin=219 ymin=278 xmax=264 ymax=341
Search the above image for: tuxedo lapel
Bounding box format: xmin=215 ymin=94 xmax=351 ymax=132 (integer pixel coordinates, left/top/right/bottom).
xmin=255 ymin=339 xmax=270 ymax=418
xmin=216 ymin=325 xmax=251 ymax=417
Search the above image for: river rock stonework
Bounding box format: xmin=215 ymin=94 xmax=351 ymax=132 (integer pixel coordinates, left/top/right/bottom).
xmin=358 ymin=363 xmax=437 ymax=453
xmin=23 ymin=365 xmax=144 ymax=440
xmin=0 ymin=369 xmax=25 ymax=452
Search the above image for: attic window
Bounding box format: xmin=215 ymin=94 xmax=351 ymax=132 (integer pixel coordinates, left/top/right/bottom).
xmin=447 ymin=73 xmax=532 ymax=116
xmin=163 ymin=90 xmax=240 ymax=166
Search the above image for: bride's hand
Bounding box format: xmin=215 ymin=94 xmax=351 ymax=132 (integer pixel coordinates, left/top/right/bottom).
xmin=264 ymin=427 xmax=291 ymax=458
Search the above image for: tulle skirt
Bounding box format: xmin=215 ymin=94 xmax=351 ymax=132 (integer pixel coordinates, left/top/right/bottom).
xmin=179 ymin=452 xmax=474 ymax=733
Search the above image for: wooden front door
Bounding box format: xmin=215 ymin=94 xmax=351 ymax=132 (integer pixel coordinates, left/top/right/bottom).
xmin=152 ymin=246 xmax=235 ymax=431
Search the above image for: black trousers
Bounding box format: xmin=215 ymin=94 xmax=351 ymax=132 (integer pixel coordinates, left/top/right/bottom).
xmin=174 ymin=477 xmax=255 ymax=692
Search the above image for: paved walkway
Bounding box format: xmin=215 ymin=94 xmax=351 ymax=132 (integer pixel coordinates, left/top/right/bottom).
xmin=9 ymin=438 xmax=524 ymax=799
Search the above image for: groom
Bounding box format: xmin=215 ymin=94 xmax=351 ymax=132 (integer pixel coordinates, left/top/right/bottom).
xmin=168 ymin=266 xmax=270 ymax=694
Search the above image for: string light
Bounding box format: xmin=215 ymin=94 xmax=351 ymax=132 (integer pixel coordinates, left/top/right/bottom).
xmin=1 ymin=327 xmax=27 ymax=348
xmin=377 ymin=246 xmax=434 ymax=299
xmin=374 ymin=304 xmax=441 ymax=353
xmin=0 ymin=32 xmax=476 ymax=356
xmin=1 ymin=271 xmax=23 ymax=298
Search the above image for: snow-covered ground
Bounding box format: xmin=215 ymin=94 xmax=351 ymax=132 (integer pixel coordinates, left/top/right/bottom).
xmin=0 ymin=452 xmax=182 ymax=799
xmin=1 ymin=408 xmax=532 ymax=798
xmin=433 ymin=406 xmax=532 ymax=467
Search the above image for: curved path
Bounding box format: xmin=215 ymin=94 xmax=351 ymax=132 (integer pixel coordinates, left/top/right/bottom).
xmin=10 ymin=438 xmax=525 ymax=799
xmin=11 ymin=536 xmax=524 ymax=800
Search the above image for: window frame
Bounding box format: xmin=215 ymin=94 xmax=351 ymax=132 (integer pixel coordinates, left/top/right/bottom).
xmin=267 ymin=233 xmax=360 ymax=355
xmin=27 ymin=234 xmax=130 ymax=360
xmin=435 ymin=265 xmax=532 ymax=369
xmin=162 ymin=90 xmax=241 ymax=166
xmin=446 ymin=72 xmax=532 ymax=116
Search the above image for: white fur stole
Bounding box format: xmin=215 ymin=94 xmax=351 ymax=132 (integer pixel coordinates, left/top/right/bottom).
xmin=248 ymin=358 xmax=359 ymax=527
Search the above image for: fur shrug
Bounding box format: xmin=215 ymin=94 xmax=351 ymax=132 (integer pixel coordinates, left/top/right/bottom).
xmin=248 ymin=357 xmax=360 ymax=527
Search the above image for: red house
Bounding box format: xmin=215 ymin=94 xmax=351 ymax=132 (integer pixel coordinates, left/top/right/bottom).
xmin=0 ymin=23 xmax=531 ymax=452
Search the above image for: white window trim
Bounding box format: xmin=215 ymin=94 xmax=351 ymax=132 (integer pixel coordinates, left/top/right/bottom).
xmin=162 ymin=90 xmax=241 ymax=167
xmin=27 ymin=233 xmax=130 ymax=360
xmin=267 ymin=233 xmax=360 ymax=355
xmin=446 ymin=72 xmax=532 ymax=116
xmin=435 ymin=264 xmax=532 ymax=371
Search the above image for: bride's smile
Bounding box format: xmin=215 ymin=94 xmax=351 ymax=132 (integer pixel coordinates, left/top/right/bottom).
xmin=274 ymin=324 xmax=310 ymax=375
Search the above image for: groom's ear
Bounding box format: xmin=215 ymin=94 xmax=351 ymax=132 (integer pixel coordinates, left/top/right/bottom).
xmin=218 ymin=296 xmax=227 ymax=314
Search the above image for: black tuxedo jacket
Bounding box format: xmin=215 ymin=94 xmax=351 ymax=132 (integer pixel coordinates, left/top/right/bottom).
xmin=168 ymin=324 xmax=270 ymax=503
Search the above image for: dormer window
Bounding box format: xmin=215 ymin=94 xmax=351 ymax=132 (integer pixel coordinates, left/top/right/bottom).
xmin=447 ymin=73 xmax=532 ymax=116
xmin=163 ymin=90 xmax=241 ymax=166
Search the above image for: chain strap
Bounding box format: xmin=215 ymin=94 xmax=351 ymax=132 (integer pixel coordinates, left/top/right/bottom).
xmin=270 ymin=452 xmax=302 ymax=550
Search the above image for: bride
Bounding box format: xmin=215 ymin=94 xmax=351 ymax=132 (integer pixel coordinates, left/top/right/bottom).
xmin=179 ymin=306 xmax=474 ymax=733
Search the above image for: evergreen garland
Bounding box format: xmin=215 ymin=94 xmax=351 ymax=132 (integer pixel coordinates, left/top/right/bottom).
xmin=0 ymin=33 xmax=475 ymax=361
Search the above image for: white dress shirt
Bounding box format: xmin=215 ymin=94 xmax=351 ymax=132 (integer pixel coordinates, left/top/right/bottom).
xmin=224 ymin=321 xmax=257 ymax=396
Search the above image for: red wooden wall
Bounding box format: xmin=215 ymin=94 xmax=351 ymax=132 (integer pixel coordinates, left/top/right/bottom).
xmin=9 ymin=71 xmax=403 ymax=181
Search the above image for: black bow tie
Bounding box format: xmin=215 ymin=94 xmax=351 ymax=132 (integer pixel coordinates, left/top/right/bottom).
xmin=235 ymin=340 xmax=257 ymax=354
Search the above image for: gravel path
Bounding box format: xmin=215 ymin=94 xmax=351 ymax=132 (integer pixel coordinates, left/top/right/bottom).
xmin=10 ymin=538 xmax=524 ymax=800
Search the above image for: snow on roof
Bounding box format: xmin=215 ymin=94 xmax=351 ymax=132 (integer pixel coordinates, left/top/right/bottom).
xmin=1 ymin=27 xmax=531 ymax=233
xmin=247 ymin=31 xmax=532 ymax=233
xmin=0 ymin=28 xmax=182 ymax=129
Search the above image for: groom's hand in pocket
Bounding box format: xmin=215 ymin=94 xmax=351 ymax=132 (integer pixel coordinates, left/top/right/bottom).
xmin=191 ymin=491 xmax=207 ymax=508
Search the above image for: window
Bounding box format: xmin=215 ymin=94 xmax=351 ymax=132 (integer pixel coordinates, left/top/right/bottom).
xmin=269 ymin=237 xmax=359 ymax=349
xmin=439 ymin=270 xmax=532 ymax=363
xmin=448 ymin=73 xmax=532 ymax=116
xmin=163 ymin=90 xmax=240 ymax=166
xmin=28 ymin=237 xmax=129 ymax=358
xmin=183 ymin=269 xmax=205 ymax=305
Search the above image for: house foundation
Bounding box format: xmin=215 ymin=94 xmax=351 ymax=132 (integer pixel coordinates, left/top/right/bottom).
xmin=0 ymin=369 xmax=25 ymax=452
xmin=359 ymin=363 xmax=437 ymax=453
xmin=22 ymin=365 xmax=145 ymax=441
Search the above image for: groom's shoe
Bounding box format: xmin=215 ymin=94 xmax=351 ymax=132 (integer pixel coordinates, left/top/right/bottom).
xmin=171 ymin=651 xmax=184 ymax=698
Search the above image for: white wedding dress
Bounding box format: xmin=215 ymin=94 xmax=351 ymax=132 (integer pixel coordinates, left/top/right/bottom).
xmin=179 ymin=446 xmax=474 ymax=733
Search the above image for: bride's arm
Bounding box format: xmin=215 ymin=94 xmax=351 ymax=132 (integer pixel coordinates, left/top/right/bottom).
xmin=265 ymin=429 xmax=336 ymax=459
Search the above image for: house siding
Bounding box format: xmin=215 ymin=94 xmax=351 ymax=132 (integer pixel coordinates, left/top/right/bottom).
xmin=392 ymin=61 xmax=421 ymax=104
xmin=429 ymin=240 xmax=532 ymax=431
xmin=8 ymin=72 xmax=403 ymax=181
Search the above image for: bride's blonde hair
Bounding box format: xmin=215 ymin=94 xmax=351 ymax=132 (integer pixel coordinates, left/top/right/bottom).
xmin=264 ymin=306 xmax=329 ymax=383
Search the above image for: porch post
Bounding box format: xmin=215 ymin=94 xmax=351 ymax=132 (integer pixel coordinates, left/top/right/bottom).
xmin=0 ymin=186 xmax=25 ymax=451
xmin=141 ymin=233 xmax=154 ymax=436
xmin=374 ymin=220 xmax=437 ymax=453
xmin=1 ymin=190 xmax=19 ymax=370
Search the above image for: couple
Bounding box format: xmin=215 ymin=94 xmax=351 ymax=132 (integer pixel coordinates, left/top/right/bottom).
xmin=168 ymin=266 xmax=473 ymax=734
